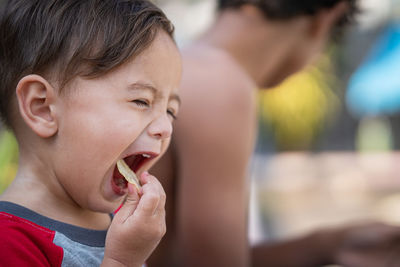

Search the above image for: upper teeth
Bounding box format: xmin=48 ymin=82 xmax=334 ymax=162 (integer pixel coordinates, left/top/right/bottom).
xmin=142 ymin=153 xmax=151 ymax=158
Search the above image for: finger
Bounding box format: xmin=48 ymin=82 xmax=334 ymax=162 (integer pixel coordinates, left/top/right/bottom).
xmin=138 ymin=171 xmax=151 ymax=186
xmin=147 ymin=173 xmax=166 ymax=216
xmin=140 ymin=173 xmax=167 ymax=235
xmin=154 ymin=177 xmax=166 ymax=215
xmin=113 ymin=183 xmax=140 ymax=223
xmin=152 ymin=179 xmax=167 ymax=236
xmin=338 ymin=250 xmax=392 ymax=267
xmin=143 ymin=172 xmax=166 ymax=210
xmin=136 ymin=172 xmax=160 ymax=216
xmin=149 ymin=175 xmax=166 ymax=234
xmin=348 ymin=223 xmax=400 ymax=247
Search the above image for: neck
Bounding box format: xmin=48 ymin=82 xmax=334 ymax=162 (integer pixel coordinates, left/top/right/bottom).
xmin=196 ymin=9 xmax=304 ymax=88
xmin=1 ymin=151 xmax=111 ymax=230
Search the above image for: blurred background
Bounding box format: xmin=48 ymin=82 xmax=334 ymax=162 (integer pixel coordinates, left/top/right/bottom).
xmin=156 ymin=0 xmax=400 ymax=249
xmin=1 ymin=0 xmax=400 ymax=259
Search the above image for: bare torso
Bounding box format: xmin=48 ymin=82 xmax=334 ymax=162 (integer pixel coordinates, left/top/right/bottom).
xmin=148 ymin=43 xmax=258 ymax=266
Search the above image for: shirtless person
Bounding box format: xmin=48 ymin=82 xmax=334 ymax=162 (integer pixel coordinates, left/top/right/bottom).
xmin=148 ymin=1 xmax=400 ymax=266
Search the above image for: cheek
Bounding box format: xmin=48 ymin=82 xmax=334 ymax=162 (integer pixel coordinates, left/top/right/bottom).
xmin=57 ymin=113 xmax=123 ymax=180
xmin=58 ymin=100 xmax=147 ymax=174
xmin=63 ymin=106 xmax=126 ymax=145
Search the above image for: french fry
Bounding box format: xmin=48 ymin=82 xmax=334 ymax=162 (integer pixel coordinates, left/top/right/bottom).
xmin=116 ymin=159 xmax=141 ymax=191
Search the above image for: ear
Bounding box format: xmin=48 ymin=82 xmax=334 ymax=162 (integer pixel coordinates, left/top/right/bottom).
xmin=309 ymin=1 xmax=349 ymax=41
xmin=16 ymin=74 xmax=58 ymax=138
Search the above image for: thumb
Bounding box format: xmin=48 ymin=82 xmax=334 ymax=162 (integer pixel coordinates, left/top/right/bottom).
xmin=113 ymin=183 xmax=140 ymax=223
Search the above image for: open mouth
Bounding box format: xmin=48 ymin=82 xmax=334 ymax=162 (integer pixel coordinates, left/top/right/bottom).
xmin=111 ymin=153 xmax=156 ymax=195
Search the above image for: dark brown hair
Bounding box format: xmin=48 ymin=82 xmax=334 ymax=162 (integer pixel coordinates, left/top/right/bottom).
xmin=0 ymin=0 xmax=174 ymax=129
xmin=218 ymin=0 xmax=358 ymax=26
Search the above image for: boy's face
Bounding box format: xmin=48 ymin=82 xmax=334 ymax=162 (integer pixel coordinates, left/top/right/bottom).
xmin=53 ymin=31 xmax=182 ymax=213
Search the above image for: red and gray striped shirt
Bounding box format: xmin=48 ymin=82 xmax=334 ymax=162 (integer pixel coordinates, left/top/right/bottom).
xmin=0 ymin=201 xmax=108 ymax=266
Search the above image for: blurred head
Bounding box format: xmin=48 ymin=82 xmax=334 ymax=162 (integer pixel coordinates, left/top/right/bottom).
xmin=217 ymin=0 xmax=358 ymax=88
xmin=218 ymin=0 xmax=357 ymax=27
xmin=0 ymin=0 xmax=174 ymax=130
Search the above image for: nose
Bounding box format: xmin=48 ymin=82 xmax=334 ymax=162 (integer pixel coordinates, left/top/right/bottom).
xmin=147 ymin=113 xmax=172 ymax=140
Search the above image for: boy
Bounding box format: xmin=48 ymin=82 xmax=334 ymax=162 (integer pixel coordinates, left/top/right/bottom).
xmin=0 ymin=0 xmax=182 ymax=266
xmin=150 ymin=0 xmax=400 ymax=267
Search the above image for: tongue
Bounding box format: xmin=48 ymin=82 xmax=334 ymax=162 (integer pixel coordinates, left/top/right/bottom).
xmin=112 ymin=164 xmax=127 ymax=191
xmin=111 ymin=167 xmax=127 ymax=195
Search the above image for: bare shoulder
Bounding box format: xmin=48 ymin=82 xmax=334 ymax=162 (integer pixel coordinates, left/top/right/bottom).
xmin=176 ymin=45 xmax=257 ymax=137
xmin=180 ymin=45 xmax=255 ymax=104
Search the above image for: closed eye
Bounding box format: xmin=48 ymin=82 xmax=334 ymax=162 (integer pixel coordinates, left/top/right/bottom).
xmin=167 ymin=109 xmax=177 ymax=120
xmin=132 ymin=99 xmax=149 ymax=107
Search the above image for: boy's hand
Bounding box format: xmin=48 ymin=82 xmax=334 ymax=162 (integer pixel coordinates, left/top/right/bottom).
xmin=102 ymin=172 xmax=166 ymax=267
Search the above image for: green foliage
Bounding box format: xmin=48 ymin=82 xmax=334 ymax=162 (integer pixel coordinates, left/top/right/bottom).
xmin=0 ymin=130 xmax=18 ymax=194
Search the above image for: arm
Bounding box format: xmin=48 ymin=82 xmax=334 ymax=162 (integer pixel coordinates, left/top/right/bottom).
xmin=252 ymin=231 xmax=332 ymax=267
xmin=253 ymin=222 xmax=400 ymax=267
xmin=171 ymin=58 xmax=257 ymax=267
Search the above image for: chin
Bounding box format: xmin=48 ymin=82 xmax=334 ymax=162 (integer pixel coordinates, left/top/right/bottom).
xmin=87 ymin=198 xmax=122 ymax=214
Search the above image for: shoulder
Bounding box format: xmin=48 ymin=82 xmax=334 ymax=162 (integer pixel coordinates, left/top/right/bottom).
xmin=0 ymin=212 xmax=62 ymax=266
xmin=174 ymin=45 xmax=257 ymax=150
xmin=180 ymin=45 xmax=255 ymax=104
xmin=177 ymin=45 xmax=257 ymax=129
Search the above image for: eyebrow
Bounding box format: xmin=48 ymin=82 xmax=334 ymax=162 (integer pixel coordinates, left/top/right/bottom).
xmin=128 ymin=82 xmax=181 ymax=105
xmin=170 ymin=93 xmax=181 ymax=106
xmin=128 ymin=82 xmax=157 ymax=94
